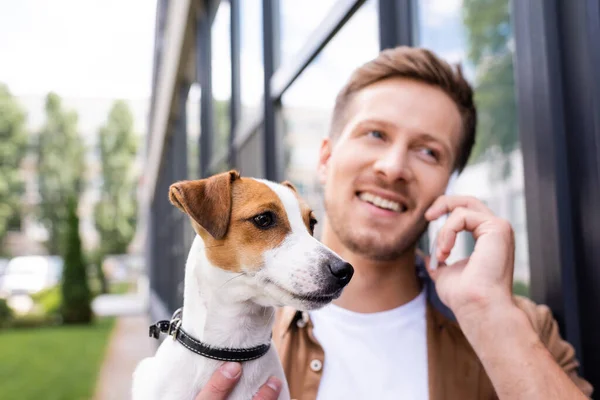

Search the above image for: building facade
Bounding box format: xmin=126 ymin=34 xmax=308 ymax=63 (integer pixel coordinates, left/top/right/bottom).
xmin=140 ymin=0 xmax=600 ymax=389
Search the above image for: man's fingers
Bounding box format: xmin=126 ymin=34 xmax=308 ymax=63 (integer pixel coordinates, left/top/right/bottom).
xmin=195 ymin=362 xmax=242 ymax=400
xmin=425 ymin=195 xmax=493 ymax=221
xmin=435 ymin=207 xmax=490 ymax=262
xmin=252 ymin=377 xmax=283 ymax=400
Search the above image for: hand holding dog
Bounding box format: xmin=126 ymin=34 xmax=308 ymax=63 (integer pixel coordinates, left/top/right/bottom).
xmin=195 ymin=362 xmax=282 ymax=400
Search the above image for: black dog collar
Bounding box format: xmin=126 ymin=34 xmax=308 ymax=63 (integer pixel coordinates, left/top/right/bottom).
xmin=149 ymin=308 xmax=271 ymax=362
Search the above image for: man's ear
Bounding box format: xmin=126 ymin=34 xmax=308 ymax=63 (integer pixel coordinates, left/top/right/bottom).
xmin=317 ymin=137 xmax=332 ymax=185
xmin=168 ymin=170 xmax=240 ymax=240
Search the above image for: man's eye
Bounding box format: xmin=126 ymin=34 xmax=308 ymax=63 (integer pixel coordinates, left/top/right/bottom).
xmin=420 ymin=148 xmax=438 ymax=160
xmin=367 ymin=130 xmax=384 ymax=140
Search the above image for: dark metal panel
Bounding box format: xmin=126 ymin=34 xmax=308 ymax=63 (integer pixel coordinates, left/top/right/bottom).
xmin=197 ymin=9 xmax=214 ymax=178
xmin=148 ymin=0 xmax=170 ymax=154
xmin=512 ymin=0 xmax=581 ymax=356
xmin=270 ymin=0 xmax=366 ymax=101
xmin=513 ymin=0 xmax=600 ymax=385
xmin=229 ymin=0 xmax=241 ymax=168
xmin=206 ymin=0 xmax=222 ymax=25
xmin=262 ymin=0 xmax=280 ymax=181
xmin=555 ymin=0 xmax=600 ymax=386
xmin=378 ymin=0 xmax=414 ymax=49
xmin=156 ymin=133 xmax=172 ymax=311
xmin=173 ymin=83 xmax=191 ymax=307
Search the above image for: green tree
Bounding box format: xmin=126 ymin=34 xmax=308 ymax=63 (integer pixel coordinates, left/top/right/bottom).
xmin=0 ymin=84 xmax=28 ymax=254
xmin=93 ymin=101 xmax=139 ymax=288
xmin=463 ymin=0 xmax=518 ymax=177
xmin=60 ymin=195 xmax=93 ymax=324
xmin=37 ymin=93 xmax=86 ymax=254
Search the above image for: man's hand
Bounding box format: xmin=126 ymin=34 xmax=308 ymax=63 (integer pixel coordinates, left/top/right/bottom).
xmin=424 ymin=195 xmax=516 ymax=323
xmin=424 ymin=195 xmax=590 ymax=399
xmin=195 ymin=362 xmax=282 ymax=400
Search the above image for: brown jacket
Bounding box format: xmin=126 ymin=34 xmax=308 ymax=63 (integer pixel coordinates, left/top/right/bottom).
xmin=272 ymin=295 xmax=593 ymax=399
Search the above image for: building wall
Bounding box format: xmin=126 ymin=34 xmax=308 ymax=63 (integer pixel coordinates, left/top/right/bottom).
xmin=143 ymin=0 xmax=600 ymax=386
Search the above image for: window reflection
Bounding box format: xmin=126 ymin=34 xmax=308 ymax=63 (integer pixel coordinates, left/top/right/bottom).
xmin=416 ymin=0 xmax=530 ymax=294
xmin=211 ymin=2 xmax=231 ymax=163
xmin=240 ymin=0 xmax=264 ymax=121
xmin=237 ymin=127 xmax=265 ymax=178
xmin=186 ymin=83 xmax=201 ymax=179
xmin=279 ymin=0 xmax=338 ymax=61
xmin=280 ymin=0 xmax=379 ymax=238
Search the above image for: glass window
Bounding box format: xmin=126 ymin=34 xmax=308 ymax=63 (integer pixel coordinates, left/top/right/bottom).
xmin=240 ymin=0 xmax=264 ymax=122
xmin=416 ymin=0 xmax=530 ymax=295
xmin=279 ymin=0 xmax=339 ymax=61
xmin=280 ymin=0 xmax=379 ymax=238
xmin=211 ymin=2 xmax=231 ymax=163
xmin=186 ymin=83 xmax=201 ymax=180
xmin=237 ymin=128 xmax=265 ymax=179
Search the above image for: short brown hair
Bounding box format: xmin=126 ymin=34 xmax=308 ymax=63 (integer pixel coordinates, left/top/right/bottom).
xmin=330 ymin=46 xmax=477 ymax=173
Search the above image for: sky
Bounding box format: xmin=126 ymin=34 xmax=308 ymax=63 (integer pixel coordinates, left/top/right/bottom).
xmin=0 ymin=0 xmax=157 ymax=99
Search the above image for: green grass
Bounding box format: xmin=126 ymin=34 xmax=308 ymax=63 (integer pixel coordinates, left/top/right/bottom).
xmin=0 ymin=317 xmax=116 ymax=400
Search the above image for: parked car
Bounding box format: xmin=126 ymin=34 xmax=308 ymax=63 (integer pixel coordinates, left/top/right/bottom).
xmin=0 ymin=256 xmax=63 ymax=296
xmin=0 ymin=258 xmax=9 ymax=289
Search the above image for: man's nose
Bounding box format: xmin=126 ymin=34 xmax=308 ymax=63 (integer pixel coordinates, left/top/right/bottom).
xmin=373 ymin=146 xmax=414 ymax=181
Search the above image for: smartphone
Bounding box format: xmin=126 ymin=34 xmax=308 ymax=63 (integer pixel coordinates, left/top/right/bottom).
xmin=428 ymin=170 xmax=459 ymax=271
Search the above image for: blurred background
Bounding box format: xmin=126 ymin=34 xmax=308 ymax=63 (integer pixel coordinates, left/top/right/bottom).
xmin=0 ymin=0 xmax=598 ymax=399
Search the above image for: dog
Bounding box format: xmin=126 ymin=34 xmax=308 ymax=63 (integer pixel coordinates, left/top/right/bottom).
xmin=132 ymin=170 xmax=354 ymax=400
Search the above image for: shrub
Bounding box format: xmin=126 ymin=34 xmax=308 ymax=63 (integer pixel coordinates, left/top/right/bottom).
xmin=0 ymin=298 xmax=13 ymax=328
xmin=31 ymin=286 xmax=62 ymax=317
xmin=60 ymin=196 xmax=93 ymax=324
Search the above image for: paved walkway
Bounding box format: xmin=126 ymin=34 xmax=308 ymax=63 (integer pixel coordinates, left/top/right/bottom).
xmin=92 ymin=291 xmax=156 ymax=400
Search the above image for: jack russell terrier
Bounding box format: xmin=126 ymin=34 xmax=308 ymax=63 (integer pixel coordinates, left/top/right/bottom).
xmin=132 ymin=170 xmax=354 ymax=400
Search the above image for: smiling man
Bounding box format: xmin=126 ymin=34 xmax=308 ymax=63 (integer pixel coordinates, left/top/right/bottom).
xmin=195 ymin=46 xmax=593 ymax=400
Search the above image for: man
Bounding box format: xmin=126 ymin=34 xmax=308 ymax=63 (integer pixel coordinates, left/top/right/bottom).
xmin=196 ymin=46 xmax=593 ymax=399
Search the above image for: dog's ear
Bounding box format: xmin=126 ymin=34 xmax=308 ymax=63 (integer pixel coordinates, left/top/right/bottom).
xmin=281 ymin=180 xmax=297 ymax=193
xmin=169 ymin=170 xmax=240 ymax=239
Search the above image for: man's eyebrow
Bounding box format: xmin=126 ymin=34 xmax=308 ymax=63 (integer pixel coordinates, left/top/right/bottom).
xmin=354 ymin=118 xmax=399 ymax=131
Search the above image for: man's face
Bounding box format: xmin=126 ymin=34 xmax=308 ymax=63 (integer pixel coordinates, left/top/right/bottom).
xmin=318 ymin=77 xmax=463 ymax=261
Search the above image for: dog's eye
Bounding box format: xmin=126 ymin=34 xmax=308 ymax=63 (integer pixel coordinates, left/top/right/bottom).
xmin=309 ymin=218 xmax=318 ymax=233
xmin=252 ymin=212 xmax=275 ymax=229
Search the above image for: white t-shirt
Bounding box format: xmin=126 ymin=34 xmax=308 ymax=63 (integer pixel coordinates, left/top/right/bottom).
xmin=309 ymin=290 xmax=429 ymax=400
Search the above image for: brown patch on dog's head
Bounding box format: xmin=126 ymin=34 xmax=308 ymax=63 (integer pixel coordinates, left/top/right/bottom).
xmin=170 ymin=173 xmax=298 ymax=272
xmin=169 ymin=170 xmax=240 ymax=239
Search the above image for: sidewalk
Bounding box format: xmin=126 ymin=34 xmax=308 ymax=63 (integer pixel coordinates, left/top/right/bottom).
xmin=92 ymin=292 xmax=156 ymax=400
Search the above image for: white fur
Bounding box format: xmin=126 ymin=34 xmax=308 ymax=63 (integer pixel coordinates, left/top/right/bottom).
xmin=132 ymin=180 xmax=349 ymax=400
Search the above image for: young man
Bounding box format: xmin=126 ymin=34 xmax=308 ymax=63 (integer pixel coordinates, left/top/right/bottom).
xmin=196 ymin=46 xmax=593 ymax=399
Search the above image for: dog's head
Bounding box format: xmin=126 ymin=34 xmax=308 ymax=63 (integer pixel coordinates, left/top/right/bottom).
xmin=169 ymin=170 xmax=354 ymax=310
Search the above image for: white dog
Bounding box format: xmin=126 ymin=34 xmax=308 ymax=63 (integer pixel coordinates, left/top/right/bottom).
xmin=132 ymin=170 xmax=353 ymax=400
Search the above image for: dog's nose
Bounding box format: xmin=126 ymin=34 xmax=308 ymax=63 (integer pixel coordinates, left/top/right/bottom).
xmin=327 ymin=259 xmax=354 ymax=284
